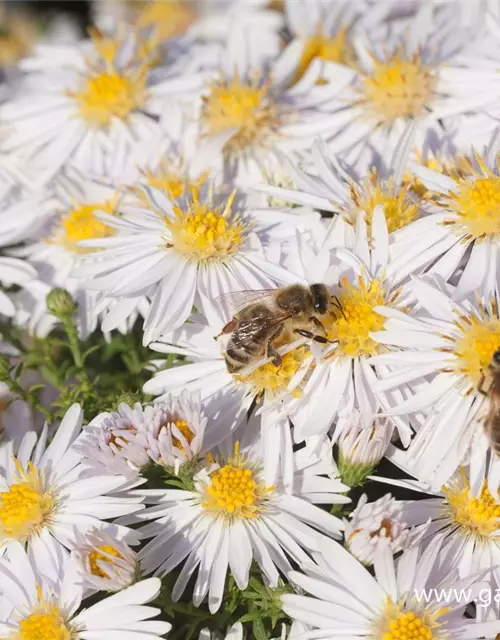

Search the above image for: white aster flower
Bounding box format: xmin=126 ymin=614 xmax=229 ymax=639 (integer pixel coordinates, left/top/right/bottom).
xmin=76 ymin=392 xmax=207 ymax=477
xmin=0 ymin=29 xmax=202 ymax=184
xmin=199 ymin=623 xmax=243 ymax=640
xmin=192 ymin=20 xmax=349 ymax=187
xmin=344 ymin=493 xmax=430 ymax=566
xmin=337 ymin=409 xmax=394 ymax=487
xmin=282 ymin=535 xmax=500 ymax=639
xmin=374 ymin=450 xmax=500 ymax=588
xmin=256 ymin=128 xmax=453 ymax=285
xmin=0 ymin=404 xmax=144 ymax=564
xmin=135 ymin=435 xmax=349 ymax=613
xmin=370 ymin=277 xmax=500 ymax=484
xmin=144 ymin=392 xmax=207 ymax=470
xmin=312 ymin=3 xmax=470 ymax=161
xmin=72 ymin=527 xmax=140 ymax=594
xmin=0 ymin=541 xmax=171 ymax=639
xmin=74 ymin=181 xmax=303 ymax=344
xmin=412 ymin=132 xmax=500 ymax=301
xmin=10 ymin=170 xmax=131 ymax=338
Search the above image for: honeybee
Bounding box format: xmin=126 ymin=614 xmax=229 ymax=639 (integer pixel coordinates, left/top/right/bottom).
xmin=215 ymin=284 xmax=335 ymax=374
xmin=479 ymin=349 xmax=500 ymax=455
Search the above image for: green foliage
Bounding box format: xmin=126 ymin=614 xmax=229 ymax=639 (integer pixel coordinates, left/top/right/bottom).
xmin=157 ymin=569 xmax=292 ymax=640
xmin=0 ymin=288 xmax=183 ymax=425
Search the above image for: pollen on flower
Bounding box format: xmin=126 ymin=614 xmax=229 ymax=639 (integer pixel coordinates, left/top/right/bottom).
xmin=0 ymin=460 xmax=53 ymax=542
xmin=359 ymin=51 xmax=437 ymax=124
xmin=165 ymin=188 xmax=250 ymax=260
xmin=19 ymin=604 xmax=71 ymax=640
xmin=58 ymin=200 xmax=117 ymax=252
xmin=202 ymin=74 xmax=279 ymax=153
xmin=449 ymin=307 xmax=500 ymax=390
xmin=444 ymin=161 xmax=500 ymax=240
xmin=444 ymin=468 xmax=500 ymax=537
xmin=202 ymin=443 xmax=272 ymax=519
xmin=378 ymin=598 xmax=446 ymax=640
xmin=235 ymin=344 xmax=310 ymax=398
xmin=74 ymin=69 xmax=149 ymax=128
xmin=294 ymin=26 xmax=353 ymax=83
xmin=89 ymin=544 xmax=124 ymax=579
xmin=350 ymin=171 xmax=421 ymax=233
xmin=324 ymin=276 xmax=388 ymax=358
xmin=171 ymin=419 xmax=195 ymax=453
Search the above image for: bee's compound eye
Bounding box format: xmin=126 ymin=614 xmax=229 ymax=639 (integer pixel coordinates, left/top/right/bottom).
xmin=310 ymin=284 xmax=328 ymax=314
xmin=494 ymin=350 xmax=500 ymax=365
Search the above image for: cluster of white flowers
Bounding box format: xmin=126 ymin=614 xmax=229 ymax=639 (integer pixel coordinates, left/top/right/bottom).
xmin=4 ymin=0 xmax=500 ymax=638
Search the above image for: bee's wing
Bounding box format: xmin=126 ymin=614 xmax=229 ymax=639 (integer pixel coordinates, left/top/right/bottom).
xmin=215 ymin=289 xmax=278 ymax=317
xmin=227 ymin=314 xmax=290 ymax=349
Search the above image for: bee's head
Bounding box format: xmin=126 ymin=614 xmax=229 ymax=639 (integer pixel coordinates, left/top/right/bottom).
xmin=310 ymin=284 xmax=329 ymax=315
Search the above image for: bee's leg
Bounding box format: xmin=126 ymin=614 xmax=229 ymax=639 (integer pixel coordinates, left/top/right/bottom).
xmin=267 ymin=325 xmax=283 ymax=366
xmin=478 ymin=372 xmax=492 ymax=396
xmin=294 ymin=328 xmax=330 ymax=344
xmin=331 ymin=296 xmax=347 ymax=320
xmin=309 ymin=316 xmax=327 ymax=335
xmin=214 ymin=317 xmax=237 ymax=340
xmin=267 ymin=341 xmax=282 ymax=367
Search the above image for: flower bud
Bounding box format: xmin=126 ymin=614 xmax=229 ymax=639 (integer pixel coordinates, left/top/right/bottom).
xmin=46 ymin=288 xmax=76 ymax=318
xmin=337 ymin=410 xmax=393 ymax=488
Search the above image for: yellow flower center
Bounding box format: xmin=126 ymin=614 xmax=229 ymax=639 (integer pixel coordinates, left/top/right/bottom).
xmin=350 ymin=173 xmax=420 ymax=233
xmin=294 ymin=26 xmax=353 ymax=83
xmin=0 ymin=461 xmax=54 ymax=542
xmin=382 ymin=611 xmax=433 ymax=640
xmin=360 ymin=52 xmax=437 ymax=124
xmin=74 ymin=69 xmax=148 ymax=128
xmin=444 ymin=468 xmax=500 ymax=538
xmin=324 ymin=277 xmax=387 ymax=358
xmin=59 ymin=200 xmax=117 ymax=253
xmin=144 ymin=162 xmax=208 ymax=202
xmin=449 ymin=311 xmax=500 ymax=390
xmin=445 ymin=173 xmax=500 ymax=240
xmin=165 ymin=190 xmax=249 ymax=260
xmin=202 ymin=75 xmax=278 ymax=153
xmin=235 ymin=345 xmax=310 ymax=398
xmin=378 ymin=598 xmax=447 ymax=640
xmin=202 ymin=443 xmax=271 ymax=519
xmin=136 ymin=0 xmax=196 ymax=40
xmin=171 ymin=418 xmax=195 ymax=453
xmin=89 ymin=544 xmax=124 ymax=578
xmin=19 ymin=605 xmax=70 ymax=640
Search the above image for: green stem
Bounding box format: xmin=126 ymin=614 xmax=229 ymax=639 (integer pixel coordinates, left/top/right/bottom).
xmin=61 ymin=316 xmax=84 ymax=371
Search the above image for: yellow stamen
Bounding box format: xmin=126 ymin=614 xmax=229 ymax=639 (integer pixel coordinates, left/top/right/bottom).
xmin=359 ymin=51 xmax=437 ymax=124
xmin=235 ymin=344 xmax=310 ymax=398
xmin=324 ymin=277 xmax=386 ymax=358
xmin=202 ymin=74 xmax=279 ymax=153
xmin=89 ymin=544 xmax=124 ymax=579
xmin=0 ymin=460 xmax=54 ymax=542
xmin=19 ymin=604 xmax=70 ymax=640
xmin=350 ymin=171 xmax=420 ymax=233
xmin=444 ymin=467 xmax=500 ymax=537
xmin=58 ymin=199 xmax=117 ymax=252
xmin=444 ymin=161 xmax=500 ymax=240
xmin=449 ymin=308 xmax=500 ymax=390
xmin=378 ymin=597 xmax=447 ymax=640
xmin=164 ymin=188 xmax=250 ymax=260
xmin=171 ymin=419 xmax=195 ymax=454
xmin=202 ymin=442 xmax=272 ymax=520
